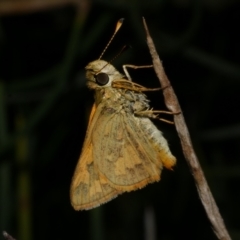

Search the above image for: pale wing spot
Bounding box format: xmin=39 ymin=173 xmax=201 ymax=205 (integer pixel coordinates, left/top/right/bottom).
xmin=81 ymin=170 xmax=90 ymax=184
xmin=94 ymin=180 xmax=102 ymax=194
xmin=114 ymin=157 xmax=127 ymax=175
xmin=89 ymin=180 xmax=102 ymax=198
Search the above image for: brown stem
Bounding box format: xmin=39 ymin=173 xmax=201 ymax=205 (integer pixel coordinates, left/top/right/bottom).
xmin=142 ymin=17 xmax=231 ymax=240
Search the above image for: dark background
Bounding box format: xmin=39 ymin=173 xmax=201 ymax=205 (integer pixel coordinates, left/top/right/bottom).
xmin=0 ymin=0 xmax=239 ymax=240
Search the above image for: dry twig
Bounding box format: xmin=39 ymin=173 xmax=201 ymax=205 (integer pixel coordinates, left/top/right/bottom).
xmin=142 ymin=17 xmax=231 ymax=240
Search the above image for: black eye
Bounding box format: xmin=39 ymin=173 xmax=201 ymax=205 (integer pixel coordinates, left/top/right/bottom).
xmin=95 ymin=72 xmax=109 ymax=86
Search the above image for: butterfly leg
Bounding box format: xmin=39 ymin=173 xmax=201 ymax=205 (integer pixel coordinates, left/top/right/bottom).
xmin=123 ymin=64 xmax=153 ymax=81
xmin=135 ymin=109 xmax=180 ymax=124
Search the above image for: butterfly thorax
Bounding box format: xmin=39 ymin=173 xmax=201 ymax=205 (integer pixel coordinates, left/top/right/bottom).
xmin=95 ymin=87 xmax=151 ymax=116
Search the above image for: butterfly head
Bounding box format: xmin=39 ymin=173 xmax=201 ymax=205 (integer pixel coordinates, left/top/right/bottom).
xmin=85 ymin=60 xmax=124 ymax=89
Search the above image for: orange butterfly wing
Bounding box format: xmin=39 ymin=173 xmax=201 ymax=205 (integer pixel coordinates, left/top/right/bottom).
xmin=70 ymin=104 xmax=121 ymax=210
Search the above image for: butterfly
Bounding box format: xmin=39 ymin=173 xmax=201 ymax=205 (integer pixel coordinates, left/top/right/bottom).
xmin=70 ymin=19 xmax=176 ymax=210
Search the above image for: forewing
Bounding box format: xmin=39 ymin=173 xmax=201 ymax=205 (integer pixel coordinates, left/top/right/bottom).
xmin=92 ymin=111 xmax=163 ymax=192
xmin=70 ymin=104 xmax=120 ymax=210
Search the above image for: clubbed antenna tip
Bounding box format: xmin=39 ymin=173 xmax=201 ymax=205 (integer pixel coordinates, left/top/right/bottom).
xmin=99 ymin=18 xmax=124 ymax=60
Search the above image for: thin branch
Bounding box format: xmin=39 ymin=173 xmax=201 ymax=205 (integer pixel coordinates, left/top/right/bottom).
xmin=142 ymin=17 xmax=231 ymax=240
xmin=3 ymin=231 xmax=16 ymax=240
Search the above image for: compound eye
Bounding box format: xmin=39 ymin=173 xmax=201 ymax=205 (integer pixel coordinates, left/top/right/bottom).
xmin=95 ymin=72 xmax=109 ymax=86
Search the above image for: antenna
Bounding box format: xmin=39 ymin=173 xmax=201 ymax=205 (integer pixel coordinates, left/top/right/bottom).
xmin=99 ymin=18 xmax=124 ymax=60
xmin=110 ymin=45 xmax=130 ymax=62
xmin=97 ymin=45 xmax=131 ymax=73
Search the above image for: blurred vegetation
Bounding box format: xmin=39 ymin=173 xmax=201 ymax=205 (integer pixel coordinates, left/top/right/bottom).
xmin=0 ymin=0 xmax=240 ymax=240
